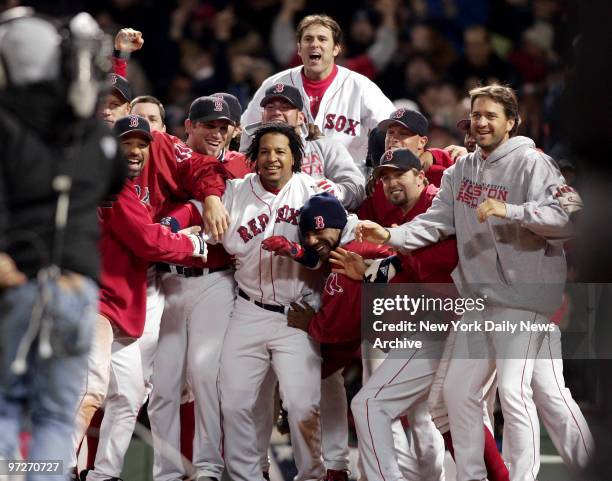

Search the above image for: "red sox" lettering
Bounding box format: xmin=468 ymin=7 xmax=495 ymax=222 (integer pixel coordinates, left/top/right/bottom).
xmin=237 ymin=205 xmax=300 ymax=243
xmin=324 ymin=114 xmax=360 ymax=136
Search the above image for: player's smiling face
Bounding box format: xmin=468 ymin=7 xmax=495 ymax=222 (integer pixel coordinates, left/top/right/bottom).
xmin=256 ymin=132 xmax=294 ymax=190
xmin=303 ymin=228 xmax=341 ymax=262
xmin=186 ymin=119 xmax=230 ymax=157
xmin=385 ymin=124 xmax=427 ymax=155
xmin=119 ymin=134 xmax=150 ymax=179
xmin=298 ymin=24 xmax=341 ymax=80
xmin=262 ymin=98 xmax=304 ymax=127
xmin=380 ymin=168 xmax=424 ymax=209
xmin=470 ymin=96 xmax=515 ymax=154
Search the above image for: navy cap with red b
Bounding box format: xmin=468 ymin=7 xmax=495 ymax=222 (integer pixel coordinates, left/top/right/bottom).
xmin=211 ymin=92 xmax=242 ymax=124
xmin=188 ymin=96 xmax=234 ymax=124
xmin=260 ymin=83 xmax=304 ymax=111
xmin=378 ymin=108 xmax=428 ymax=136
xmin=373 ymin=149 xmax=422 ymax=179
xmin=113 ymin=115 xmax=153 ymax=141
xmin=299 ymin=193 xmax=348 ymax=234
xmin=108 ymin=73 xmax=132 ymax=103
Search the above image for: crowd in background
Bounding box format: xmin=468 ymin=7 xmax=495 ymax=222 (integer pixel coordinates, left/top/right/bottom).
xmin=33 ymin=0 xmax=577 ymax=166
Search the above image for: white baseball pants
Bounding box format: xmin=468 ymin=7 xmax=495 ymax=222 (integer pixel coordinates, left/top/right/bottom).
xmin=87 ymin=271 xmax=164 ymax=481
xmin=352 ymin=340 xmax=446 ymax=481
xmin=148 ymin=270 xmax=235 ymax=481
xmin=532 ymin=327 xmax=593 ymax=469
xmin=219 ymin=296 xmax=324 ymax=481
xmin=442 ymin=307 xmax=547 ymax=481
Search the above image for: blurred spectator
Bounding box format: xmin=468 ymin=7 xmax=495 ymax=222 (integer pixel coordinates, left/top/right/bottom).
xmin=447 ymin=25 xmax=515 ymax=93
xmin=509 ymin=23 xmax=556 ymax=84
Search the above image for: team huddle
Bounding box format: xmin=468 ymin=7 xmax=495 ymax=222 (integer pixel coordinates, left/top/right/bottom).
xmin=75 ymin=14 xmax=590 ymax=481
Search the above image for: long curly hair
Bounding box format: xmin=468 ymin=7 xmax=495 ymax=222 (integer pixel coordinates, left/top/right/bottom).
xmin=246 ymin=122 xmax=304 ymax=173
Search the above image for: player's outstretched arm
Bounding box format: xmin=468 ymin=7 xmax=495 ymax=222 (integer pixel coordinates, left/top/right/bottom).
xmin=355 ymin=220 xmax=391 ymax=244
xmin=203 ymin=195 xmax=230 ymax=241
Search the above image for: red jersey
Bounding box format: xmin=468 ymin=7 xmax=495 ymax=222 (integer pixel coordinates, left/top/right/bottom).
xmin=318 ymin=184 xmax=459 ymax=377
xmin=98 ymin=180 xmax=197 ymax=337
xmin=134 ymin=131 xmax=228 ymax=222
xmin=308 ymin=240 xmax=393 ymax=379
xmin=358 ymin=148 xmax=454 ymax=226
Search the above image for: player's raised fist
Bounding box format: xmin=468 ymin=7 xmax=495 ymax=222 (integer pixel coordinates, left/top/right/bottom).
xmin=115 ymin=28 xmax=144 ymax=52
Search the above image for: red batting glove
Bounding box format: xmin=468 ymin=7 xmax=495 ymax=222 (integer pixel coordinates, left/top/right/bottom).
xmin=261 ymin=235 xmax=305 ymax=259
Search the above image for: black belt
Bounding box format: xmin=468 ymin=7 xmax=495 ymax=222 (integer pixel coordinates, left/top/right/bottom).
xmin=238 ymin=288 xmax=286 ymax=314
xmin=156 ymin=263 xmax=230 ymax=278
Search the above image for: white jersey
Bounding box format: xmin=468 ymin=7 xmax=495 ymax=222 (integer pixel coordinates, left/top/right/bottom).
xmin=240 ymin=65 xmax=395 ymax=172
xmin=220 ymin=172 xmax=321 ymax=306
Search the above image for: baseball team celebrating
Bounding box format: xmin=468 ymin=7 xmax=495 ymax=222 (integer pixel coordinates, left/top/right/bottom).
xmin=68 ymin=13 xmax=591 ymax=481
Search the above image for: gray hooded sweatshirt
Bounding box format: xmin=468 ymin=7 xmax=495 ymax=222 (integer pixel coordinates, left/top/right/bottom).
xmin=387 ymin=136 xmax=571 ymax=314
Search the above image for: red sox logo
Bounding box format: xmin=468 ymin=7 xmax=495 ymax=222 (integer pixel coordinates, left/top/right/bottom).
xmin=213 ymin=97 xmax=224 ymax=112
xmin=129 ymin=115 xmax=139 ymax=128
xmin=237 ymin=205 xmax=300 ymax=243
xmin=383 ymin=150 xmax=394 ymax=161
xmin=324 ymin=273 xmax=344 ymax=296
xmin=392 ymin=109 xmax=406 ymax=119
xmin=110 ymin=74 xmax=117 ymax=85
xmin=314 ymin=215 xmax=325 ymax=230
xmin=273 ymin=83 xmax=285 ymax=93
xmin=324 ymin=113 xmax=360 ymax=136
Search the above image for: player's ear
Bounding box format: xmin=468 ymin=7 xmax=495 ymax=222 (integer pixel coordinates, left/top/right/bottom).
xmin=184 ymin=119 xmax=192 ymax=134
xmin=297 ymin=111 xmax=306 ymax=126
xmin=419 ymin=135 xmax=428 ymax=150
xmin=332 ymin=42 xmax=341 ymax=58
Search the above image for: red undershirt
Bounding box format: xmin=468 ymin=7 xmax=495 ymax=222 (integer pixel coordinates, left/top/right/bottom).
xmin=301 ymin=64 xmax=339 ymax=119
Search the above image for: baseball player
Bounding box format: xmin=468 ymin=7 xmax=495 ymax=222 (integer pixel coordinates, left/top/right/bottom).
xmin=98 ymin=73 xmax=132 ymax=127
xmin=212 ymin=92 xmax=243 ymax=151
xmin=130 ymin=95 xmax=166 ymax=133
xmin=214 ymin=123 xmax=326 ymax=481
xmin=239 ymin=14 xmax=395 ymax=174
xmin=441 ymin=117 xmax=594 ymax=471
xmin=243 ymin=82 xmax=365 ymax=210
xmin=76 ymin=116 xmax=206 ymax=481
xmin=260 ymin=193 xmax=386 ymax=481
xmin=356 ymin=84 xmax=574 ymax=481
xmin=148 ymin=96 xmax=251 ymax=481
xmin=358 ymin=108 xmax=455 ymax=226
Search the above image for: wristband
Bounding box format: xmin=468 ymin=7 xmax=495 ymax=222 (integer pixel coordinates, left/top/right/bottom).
xmin=113 ymin=49 xmax=130 ymax=59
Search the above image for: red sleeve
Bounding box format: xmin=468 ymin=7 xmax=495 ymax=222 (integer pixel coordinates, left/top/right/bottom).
xmin=164 ymin=202 xmax=204 ymax=230
xmin=150 ymin=131 xmax=228 ymax=200
xmin=112 ymin=55 xmax=127 ymax=77
xmin=395 ymin=238 xmax=458 ymax=284
xmin=108 ymin=184 xmax=197 ymax=264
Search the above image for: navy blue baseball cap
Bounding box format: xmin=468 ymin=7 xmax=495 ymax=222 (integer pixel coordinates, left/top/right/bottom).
xmin=373 ymin=149 xmax=422 ymax=179
xmin=260 ymin=83 xmax=304 ymax=111
xmin=378 ymin=108 xmax=428 ymax=136
xmin=188 ymin=96 xmax=234 ymax=124
xmin=108 ymin=73 xmax=132 ymax=103
xmin=113 ymin=114 xmax=153 ymax=141
xmin=212 ymin=92 xmax=242 ymax=124
xmin=299 ymin=193 xmax=348 ymax=234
